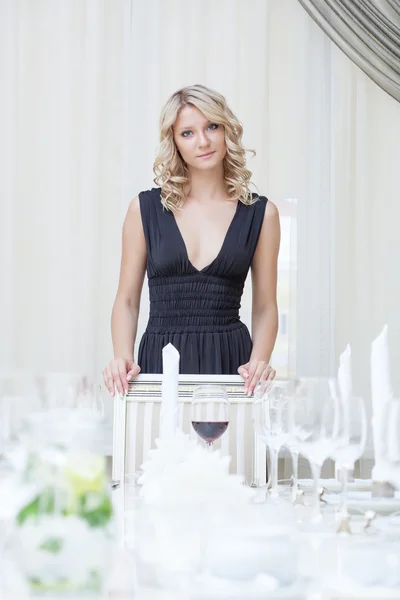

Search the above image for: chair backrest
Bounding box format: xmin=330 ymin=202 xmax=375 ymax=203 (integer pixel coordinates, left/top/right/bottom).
xmin=112 ymin=374 xmax=267 ymax=487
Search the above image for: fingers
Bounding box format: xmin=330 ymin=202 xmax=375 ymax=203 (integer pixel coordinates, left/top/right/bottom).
xmin=112 ymin=363 xmax=126 ymax=397
xmin=237 ymin=364 xmax=249 ymax=380
xmin=118 ymin=363 xmax=129 ymax=395
xmin=126 ymin=363 xmax=141 ymax=381
xmin=245 ymin=362 xmax=276 ymax=396
xmin=247 ymin=363 xmax=266 ymax=396
xmin=102 ymin=366 xmax=115 ymax=396
xmin=103 ymin=359 xmax=142 ymax=397
xmin=242 ymin=362 xmax=255 ymax=395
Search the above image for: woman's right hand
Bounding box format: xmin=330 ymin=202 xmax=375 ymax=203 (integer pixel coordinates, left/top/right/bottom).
xmin=102 ymin=358 xmax=141 ymax=397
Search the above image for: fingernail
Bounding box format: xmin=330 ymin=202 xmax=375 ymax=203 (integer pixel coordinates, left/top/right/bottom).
xmin=126 ymin=374 xmax=132 ymax=381
xmin=244 ymin=387 xmax=248 ymax=394
xmin=247 ymin=390 xmax=252 ymax=397
xmin=244 ymin=373 xmax=249 ymax=379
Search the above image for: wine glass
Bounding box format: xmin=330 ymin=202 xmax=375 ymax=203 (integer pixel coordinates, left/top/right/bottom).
xmin=290 ymin=377 xmax=339 ymax=522
xmin=191 ymin=385 xmax=230 ymax=450
xmin=382 ymin=398 xmax=400 ymax=490
xmin=0 ymin=372 xmax=42 ymax=467
xmin=285 ymin=439 xmax=300 ymax=503
xmin=37 ymin=372 xmax=86 ymax=410
xmin=331 ymin=396 xmax=367 ymax=521
xmin=252 ymin=381 xmax=292 ymax=500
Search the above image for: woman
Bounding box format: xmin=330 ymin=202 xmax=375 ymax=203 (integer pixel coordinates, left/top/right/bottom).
xmin=103 ymin=84 xmax=280 ymax=397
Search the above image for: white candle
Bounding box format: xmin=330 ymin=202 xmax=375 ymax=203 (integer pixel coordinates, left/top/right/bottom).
xmin=159 ymin=344 xmax=180 ymax=441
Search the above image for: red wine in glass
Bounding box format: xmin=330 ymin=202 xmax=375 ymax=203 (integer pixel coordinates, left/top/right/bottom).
xmin=192 ymin=421 xmax=229 ymax=446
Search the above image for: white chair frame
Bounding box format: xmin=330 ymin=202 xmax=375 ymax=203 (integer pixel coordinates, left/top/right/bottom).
xmin=112 ymin=374 xmax=267 ymax=487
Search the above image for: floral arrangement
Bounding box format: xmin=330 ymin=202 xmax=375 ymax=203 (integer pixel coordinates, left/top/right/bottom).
xmin=10 ymin=411 xmax=114 ymax=595
xmin=138 ymin=430 xmax=254 ymax=507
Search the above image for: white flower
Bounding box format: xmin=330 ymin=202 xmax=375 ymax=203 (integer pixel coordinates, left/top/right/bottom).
xmin=138 ymin=431 xmax=253 ymax=507
xmin=16 ymin=515 xmax=111 ymax=586
xmin=0 ymin=474 xmax=40 ymax=520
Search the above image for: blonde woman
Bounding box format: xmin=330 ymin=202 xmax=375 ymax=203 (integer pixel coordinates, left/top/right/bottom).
xmin=103 ymin=84 xmax=280 ymax=397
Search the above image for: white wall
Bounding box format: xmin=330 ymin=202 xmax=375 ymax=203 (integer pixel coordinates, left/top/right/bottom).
xmin=1 ymin=0 xmax=400 ymax=407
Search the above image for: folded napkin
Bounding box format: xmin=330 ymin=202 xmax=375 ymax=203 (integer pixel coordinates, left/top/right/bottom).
xmin=371 ymin=325 xmax=393 ymax=481
xmin=335 ymin=344 xmax=353 ymax=479
xmin=159 ymin=343 xmax=180 ymax=441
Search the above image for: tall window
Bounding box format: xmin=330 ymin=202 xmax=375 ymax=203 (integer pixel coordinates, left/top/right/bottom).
xmin=271 ymin=199 xmax=297 ymax=379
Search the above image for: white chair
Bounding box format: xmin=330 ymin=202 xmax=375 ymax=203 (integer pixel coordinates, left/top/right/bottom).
xmin=112 ymin=374 xmax=267 ymax=487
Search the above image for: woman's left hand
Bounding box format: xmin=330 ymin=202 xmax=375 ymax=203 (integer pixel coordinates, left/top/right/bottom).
xmin=237 ymin=360 xmax=276 ymax=396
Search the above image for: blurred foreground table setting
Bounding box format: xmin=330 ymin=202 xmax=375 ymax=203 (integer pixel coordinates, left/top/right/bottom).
xmin=2 ymin=330 xmax=400 ymax=598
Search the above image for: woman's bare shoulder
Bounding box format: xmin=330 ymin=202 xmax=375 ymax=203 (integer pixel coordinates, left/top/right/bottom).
xmin=264 ymin=199 xmax=279 ymax=220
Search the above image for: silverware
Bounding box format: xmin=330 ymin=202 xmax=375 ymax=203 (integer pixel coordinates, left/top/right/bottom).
xmin=318 ymin=487 xmax=327 ymax=504
xmin=337 ymin=513 xmax=352 ymax=535
xmin=292 ymin=488 xmax=305 ymax=505
xmin=363 ymin=509 xmax=377 ymax=533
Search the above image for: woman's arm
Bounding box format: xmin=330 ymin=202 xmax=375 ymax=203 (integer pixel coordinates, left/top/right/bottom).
xmin=103 ymin=196 xmax=147 ymax=396
xmin=238 ymin=200 xmax=281 ymax=394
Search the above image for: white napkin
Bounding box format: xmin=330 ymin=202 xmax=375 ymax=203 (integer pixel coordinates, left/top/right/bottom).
xmin=371 ymin=325 xmax=393 ymax=481
xmin=159 ymin=343 xmax=180 ymax=441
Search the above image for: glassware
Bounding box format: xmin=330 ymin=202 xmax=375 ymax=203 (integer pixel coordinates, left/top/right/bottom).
xmin=331 ymin=396 xmax=367 ymax=520
xmin=252 ymin=381 xmax=292 ymax=500
xmin=285 ymin=440 xmax=300 ymax=503
xmin=36 ymin=372 xmax=86 ymax=410
xmin=290 ymin=377 xmax=339 ymax=521
xmin=0 ymin=372 xmax=42 ymax=469
xmin=191 ymin=385 xmax=230 ymax=449
xmin=382 ymin=398 xmax=400 ymax=490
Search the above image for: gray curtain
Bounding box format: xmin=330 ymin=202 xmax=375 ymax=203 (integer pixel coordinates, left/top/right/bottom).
xmin=297 ymin=0 xmax=400 ymax=102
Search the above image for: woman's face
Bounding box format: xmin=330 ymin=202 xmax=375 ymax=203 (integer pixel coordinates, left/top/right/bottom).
xmin=172 ymin=105 xmax=226 ymax=170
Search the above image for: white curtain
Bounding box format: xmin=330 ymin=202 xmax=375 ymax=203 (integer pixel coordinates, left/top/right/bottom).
xmin=331 ymin=46 xmax=400 ymax=403
xmin=1 ymin=0 xmax=400 ymax=413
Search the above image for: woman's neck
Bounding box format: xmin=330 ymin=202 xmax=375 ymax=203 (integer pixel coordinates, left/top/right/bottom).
xmin=187 ymin=165 xmax=229 ymax=202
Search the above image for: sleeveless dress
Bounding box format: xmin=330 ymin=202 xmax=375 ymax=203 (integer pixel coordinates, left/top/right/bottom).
xmin=137 ymin=188 xmax=268 ymax=374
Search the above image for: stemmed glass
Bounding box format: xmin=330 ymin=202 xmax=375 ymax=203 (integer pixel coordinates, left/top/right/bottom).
xmin=290 ymin=377 xmax=339 ymax=522
xmin=285 ymin=439 xmax=300 ymax=503
xmin=191 ymin=385 xmax=230 ymax=450
xmin=331 ymin=396 xmax=367 ymax=520
xmin=252 ymin=381 xmax=292 ymax=500
xmin=37 ymin=372 xmax=86 ymax=410
xmin=0 ymin=372 xmax=42 ymax=467
xmin=382 ymin=398 xmax=400 ymax=489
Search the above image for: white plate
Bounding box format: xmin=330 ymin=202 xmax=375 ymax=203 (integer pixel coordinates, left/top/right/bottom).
xmin=324 ymin=490 xmax=400 ymax=515
xmin=190 ymin=580 xmax=306 ymax=600
xmin=328 ymin=577 xmax=400 ymax=599
xmin=135 ymin=578 xmax=305 ymax=600
xmin=299 ymin=479 xmax=372 ymax=493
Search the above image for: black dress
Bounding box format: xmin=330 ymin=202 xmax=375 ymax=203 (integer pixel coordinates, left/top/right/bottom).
xmin=137 ymin=188 xmax=268 ymax=374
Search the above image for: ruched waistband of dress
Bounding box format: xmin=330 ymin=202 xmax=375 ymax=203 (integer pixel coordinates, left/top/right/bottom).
xmin=148 ymin=274 xmax=244 ymax=293
xmin=144 ymin=319 xmax=247 ymax=335
xmin=149 ymin=307 xmax=240 ymax=318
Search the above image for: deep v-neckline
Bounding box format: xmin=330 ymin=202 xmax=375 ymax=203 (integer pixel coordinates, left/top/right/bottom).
xmin=170 ymin=200 xmax=241 ymax=273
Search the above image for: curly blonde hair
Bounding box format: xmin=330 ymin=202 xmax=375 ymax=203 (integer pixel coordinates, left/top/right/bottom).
xmin=153 ymin=84 xmax=257 ymax=211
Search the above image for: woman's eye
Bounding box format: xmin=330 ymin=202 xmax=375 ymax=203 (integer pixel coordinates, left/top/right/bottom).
xmin=181 ymin=130 xmax=192 ymax=137
xmin=207 ymin=123 xmax=218 ymax=130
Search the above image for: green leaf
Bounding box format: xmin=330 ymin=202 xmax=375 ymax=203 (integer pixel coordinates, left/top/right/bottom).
xmin=39 ymin=536 xmax=64 ymax=553
xmin=78 ymin=493 xmax=113 ymax=528
xmin=17 ymin=489 xmax=56 ymax=525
